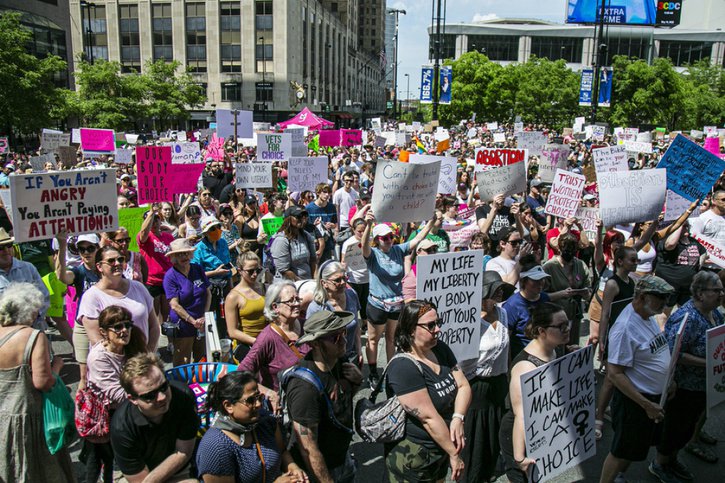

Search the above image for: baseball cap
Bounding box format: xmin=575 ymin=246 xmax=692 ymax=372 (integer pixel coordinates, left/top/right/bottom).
xmin=283 ymin=206 xmax=308 ymax=218
xmin=635 ymin=276 xmax=675 ymax=296
xmin=372 ymin=224 xmax=393 ymax=238
xmin=520 ymin=266 xmax=551 ymax=281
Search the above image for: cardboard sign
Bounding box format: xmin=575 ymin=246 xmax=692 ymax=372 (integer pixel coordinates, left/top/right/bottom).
xmin=416 ymin=250 xmax=484 ymax=361
xmin=117 ymin=207 xmax=147 ymax=252
xmin=343 ymin=241 xmax=366 ymax=272
xmin=257 ymin=133 xmax=292 ymax=162
xmin=262 ymin=216 xmax=283 ymax=236
xmin=114 ymin=149 xmax=133 ymax=165
xmin=574 ymin=206 xmax=600 ymax=240
xmin=0 ymin=137 xmax=8 ymax=154
xmin=517 ymin=131 xmax=547 ymax=157
xmin=443 ymin=221 xmax=480 ymax=251
xmin=538 ymin=144 xmax=571 ymax=183
xmin=57 ymin=146 xmax=77 ymax=168
xmin=41 ymin=129 xmax=70 ymax=152
xmin=29 ymin=153 xmax=56 ymax=172
xmin=475 ymin=162 xmax=527 ymax=202
xmin=80 ymin=128 xmax=115 ymax=153
xmin=598 ymin=170 xmax=666 ymax=226
xmin=691 ymin=233 xmax=725 ymax=269
xmin=287 ymin=128 xmax=308 ymax=157
xmin=593 ymin=145 xmax=628 ymax=174
xmin=10 ymin=168 xmax=118 ymax=242
xmin=591 ymin=125 xmax=606 ymax=142
xmin=705 ymin=137 xmax=722 ymax=158
xmin=545 ymin=169 xmax=586 ymax=219
xmin=235 ymin=163 xmax=273 ymax=189
xmin=706 ymin=325 xmax=725 ymax=416
xmin=522 ymin=346 xmax=596 ymax=482
xmin=657 ymin=134 xmax=725 ymax=202
xmin=664 ymin=189 xmax=699 ymax=222
xmin=493 ymin=132 xmax=506 ymax=144
xmin=136 ymin=146 xmax=172 ymax=204
xmin=623 ymin=140 xmax=652 ymax=154
xmin=341 ymin=129 xmax=363 ymax=147
xmin=287 ymin=156 xmax=328 ymax=192
xmin=170 ymin=142 xmax=202 ymax=164
xmin=409 ymin=154 xmax=458 ymax=195
xmin=660 ymin=315 xmax=688 ymax=407
xmin=374 ymin=135 xmax=387 ymax=148
xmin=318 ymin=130 xmax=340 ymax=147
xmin=474 ymin=148 xmax=527 ymax=171
xmin=371 ymin=160 xmax=440 ymax=223
xmin=216 ymin=109 xmax=253 ymax=139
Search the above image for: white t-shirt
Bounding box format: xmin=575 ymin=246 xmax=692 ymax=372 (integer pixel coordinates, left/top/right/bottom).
xmin=460 ymin=308 xmax=510 ymax=379
xmin=607 ymin=303 xmax=671 ymax=395
xmin=486 ymin=256 xmax=518 ymax=287
xmin=341 ymin=236 xmax=369 ymax=283
xmin=691 ymin=210 xmax=725 ymax=245
xmin=333 ymin=188 xmax=358 ymax=229
xmin=635 ymin=245 xmax=657 ymax=273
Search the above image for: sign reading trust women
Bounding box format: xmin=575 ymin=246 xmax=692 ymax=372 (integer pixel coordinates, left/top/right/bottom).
xmin=10 ymin=168 xmax=118 ymax=243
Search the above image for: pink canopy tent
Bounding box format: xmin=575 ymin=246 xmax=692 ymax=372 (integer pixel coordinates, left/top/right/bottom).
xmin=277 ymin=107 xmax=335 ymax=130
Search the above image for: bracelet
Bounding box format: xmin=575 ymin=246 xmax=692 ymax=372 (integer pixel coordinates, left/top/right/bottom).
xmin=514 ymin=456 xmax=526 ymax=464
xmin=452 ymin=413 xmax=465 ymax=422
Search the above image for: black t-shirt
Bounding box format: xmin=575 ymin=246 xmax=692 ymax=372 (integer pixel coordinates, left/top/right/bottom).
xmin=203 ymin=171 xmax=233 ymax=200
xmin=385 ymin=343 xmax=459 ymax=449
xmin=287 ymin=355 xmax=355 ymax=470
xmin=111 ymin=380 xmax=199 ymax=475
xmin=71 ymin=264 xmax=100 ymax=302
xmin=475 ymin=205 xmax=515 ymax=239
xmin=654 ymin=238 xmax=705 ymax=289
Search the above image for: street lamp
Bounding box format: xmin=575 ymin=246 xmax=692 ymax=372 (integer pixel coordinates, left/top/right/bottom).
xmin=404 ymin=73 xmax=409 ymax=113
xmin=388 ymin=8 xmax=406 ymax=120
xmin=80 ymin=1 xmax=97 ymax=63
xmin=258 ymin=36 xmax=266 ymax=122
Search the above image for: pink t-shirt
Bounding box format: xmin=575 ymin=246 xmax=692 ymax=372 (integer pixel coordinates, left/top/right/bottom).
xmin=77 ymin=280 xmax=154 ymax=340
xmin=137 ymin=230 xmax=174 ymax=286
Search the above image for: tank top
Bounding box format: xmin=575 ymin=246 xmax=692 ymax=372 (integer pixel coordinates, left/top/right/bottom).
xmin=122 ymin=251 xmax=144 ymax=282
xmin=234 ymin=288 xmax=266 ymax=338
xmin=183 ymin=222 xmax=201 ymax=239
xmin=636 ymin=244 xmax=656 ymax=274
xmin=609 ymin=273 xmax=635 ymax=327
xmin=241 ymin=216 xmax=258 ymax=240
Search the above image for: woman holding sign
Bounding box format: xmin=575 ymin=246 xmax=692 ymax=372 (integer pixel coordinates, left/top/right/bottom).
xmin=499 ymin=302 xmax=570 ymax=483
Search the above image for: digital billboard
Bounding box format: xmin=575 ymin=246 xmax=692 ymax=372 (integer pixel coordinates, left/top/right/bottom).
xmin=567 ymin=1 xmax=682 ymax=27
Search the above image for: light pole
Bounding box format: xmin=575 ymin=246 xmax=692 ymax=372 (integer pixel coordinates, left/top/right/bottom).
xmin=80 ymin=1 xmax=97 ymax=63
xmin=404 ymin=73 xmax=410 ymax=113
xmin=388 ymin=8 xmax=406 ymax=120
xmin=259 ymin=36 xmax=266 ymax=122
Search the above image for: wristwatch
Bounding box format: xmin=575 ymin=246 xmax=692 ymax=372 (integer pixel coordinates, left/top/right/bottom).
xmin=452 ymin=413 xmax=465 ymax=422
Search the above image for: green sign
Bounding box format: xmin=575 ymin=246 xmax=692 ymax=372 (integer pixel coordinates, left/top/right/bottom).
xmin=118 ymin=207 xmax=147 ymax=252
xmin=262 ymin=216 xmax=284 ymax=236
xmin=387 ymin=101 xmax=393 ymax=109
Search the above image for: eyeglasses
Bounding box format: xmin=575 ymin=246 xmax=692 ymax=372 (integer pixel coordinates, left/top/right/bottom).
xmin=417 ymin=320 xmax=442 ymax=333
xmin=107 ymin=321 xmax=133 ymax=333
xmin=77 ymin=244 xmax=97 ymax=254
xmin=113 ymin=237 xmax=131 ymax=244
xmin=278 ymin=297 xmax=302 ymax=306
xmin=102 ymin=256 xmax=126 ymax=266
xmin=326 ymin=275 xmax=348 ymax=286
xmin=321 ymin=330 xmax=346 ymax=344
xmin=133 ymin=380 xmax=169 ymax=402
xmin=506 ymin=239 xmax=523 ymax=247
xmin=239 ymin=392 xmax=265 ymax=407
xmin=377 ymin=234 xmax=394 ymax=242
xmin=343 ymin=179 xmax=353 ymax=183
xmin=546 ymin=321 xmax=572 ymax=333
xmin=242 ymin=267 xmax=263 ymax=276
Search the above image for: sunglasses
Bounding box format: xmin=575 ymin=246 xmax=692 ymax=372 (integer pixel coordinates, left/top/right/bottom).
xmin=506 ymin=239 xmax=523 ymax=247
xmin=278 ymin=297 xmax=302 ymax=306
xmin=239 ymin=392 xmax=265 ymax=407
xmin=419 ymin=246 xmax=438 ymax=254
xmin=377 ymin=234 xmax=394 ymax=242
xmin=326 ymin=275 xmax=347 ymax=285
xmin=134 ymin=380 xmax=169 ymax=402
xmin=77 ymin=244 xmax=97 ymax=254
xmin=102 ymin=256 xmax=126 ymax=265
xmin=107 ymin=321 xmax=133 ymax=333
xmin=418 ymin=319 xmax=442 ymax=333
xmin=242 ymin=267 xmax=263 ymax=276
xmin=546 ymin=321 xmax=572 ymax=333
xmin=321 ymin=330 xmax=346 ymax=344
xmin=113 ymin=237 xmax=131 ymax=244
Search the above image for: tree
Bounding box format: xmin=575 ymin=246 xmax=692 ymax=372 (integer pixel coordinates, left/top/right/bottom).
xmin=680 ymin=60 xmax=725 ymax=129
xmin=438 ymin=52 xmax=503 ymax=126
xmin=142 ymin=60 xmax=205 ymax=130
xmin=0 ymin=12 xmax=71 ymax=136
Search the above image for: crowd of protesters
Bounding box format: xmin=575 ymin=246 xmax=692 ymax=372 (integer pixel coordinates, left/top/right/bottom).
xmin=0 ymin=119 xmax=723 ymax=483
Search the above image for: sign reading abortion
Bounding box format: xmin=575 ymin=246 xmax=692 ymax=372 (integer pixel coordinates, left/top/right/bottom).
xmin=10 ymin=168 xmax=118 ymax=242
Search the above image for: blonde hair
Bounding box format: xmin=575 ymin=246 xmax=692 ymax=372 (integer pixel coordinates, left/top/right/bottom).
xmin=120 ymin=352 xmax=165 ymax=395
xmin=0 ymin=283 xmax=45 ymax=327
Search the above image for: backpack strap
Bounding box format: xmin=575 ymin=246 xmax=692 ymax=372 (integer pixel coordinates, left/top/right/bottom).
xmin=285 ymin=366 xmax=354 ymax=434
xmin=371 ymin=352 xmax=424 ymax=400
xmin=270 ymin=324 xmax=304 ymax=359
xmin=0 ymin=327 xmax=27 ymax=351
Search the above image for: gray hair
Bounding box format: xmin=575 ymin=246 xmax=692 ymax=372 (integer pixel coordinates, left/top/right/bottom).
xmin=263 ymin=280 xmax=297 ymax=321
xmin=691 ymin=270 xmax=721 ymax=299
xmin=0 ymin=283 xmax=45 ymax=327
xmin=313 ymin=261 xmax=345 ymax=305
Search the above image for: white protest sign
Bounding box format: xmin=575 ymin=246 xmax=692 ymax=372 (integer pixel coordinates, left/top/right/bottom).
xmin=398 ymin=123 xmax=406 ymax=131
xmin=41 ymin=129 xmax=70 ymax=152
xmin=517 ymin=131 xmax=547 ymax=157
xmin=443 ymin=222 xmax=480 ymax=251
xmin=521 ymin=346 xmax=596 ymax=482
xmin=0 ymin=190 xmax=12 ymax=224
xmin=591 ymin=125 xmax=606 ymax=142
xmin=664 ymin=189 xmax=698 ymax=222
xmin=486 ymin=122 xmax=498 ymax=131
xmin=624 ymin=140 xmax=653 ymax=154
xmin=370 ymin=118 xmax=381 ymax=132
xmin=593 ymin=145 xmax=628 ymax=174
xmin=538 ymin=144 xmax=571 ymax=183
xmin=573 ymin=117 xmax=586 ymax=133
xmin=691 ymin=232 xmax=725 ymax=269
xmin=514 ymin=122 xmax=524 ymax=134
xmin=412 ymin=121 xmax=422 ymax=131
xmin=409 ymin=154 xmax=458 ymax=195
xmin=475 ymin=162 xmax=527 ymax=202
xmin=623 ymin=127 xmax=639 ymax=140
xmin=371 ymin=160 xmax=439 ymax=223
xmin=176 ymin=130 xmax=187 ymax=142
xmin=125 ymin=134 xmax=139 ymax=144
xmin=660 ymin=315 xmax=688 ymax=407
xmin=416 ymin=250 xmax=483 ymax=361
xmin=636 ymin=131 xmax=653 ymax=143
xmin=287 ymin=128 xmax=308 ymax=157
xmin=574 ymin=206 xmax=600 ymax=240
xmin=374 ymin=135 xmax=387 ymax=148
xmin=235 ymin=163 xmax=273 ymax=189
xmin=467 ymin=127 xmax=477 ymax=139
xmin=71 ymin=128 xmax=81 ymax=144
xmin=343 ymin=241 xmax=366 ymax=273
xmin=706 ymin=325 xmax=725 ymax=416
xmin=545 ymin=169 xmax=586 ymax=219
xmin=216 ymin=109 xmax=253 ymax=139
xmin=493 ymin=132 xmax=506 ymax=144
xmin=170 ymin=142 xmax=202 ymax=164
xmin=29 ymin=153 xmax=56 ymax=171
xmin=10 ymin=168 xmax=118 ymax=242
xmin=598 ymin=169 xmax=666 ymax=226
xmin=690 ymin=130 xmax=704 ymax=140
xmin=704 ymin=126 xmax=718 ymax=137
xmin=395 ymin=131 xmax=409 ymax=146
xmin=434 ymin=128 xmax=450 ymax=142
xmin=287 ymin=156 xmax=328 ymax=192
xmin=114 ymin=149 xmax=133 ymax=165
xmin=257 ymin=133 xmax=292 ymax=162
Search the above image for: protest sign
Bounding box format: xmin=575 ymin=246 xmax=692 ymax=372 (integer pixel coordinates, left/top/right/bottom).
xmin=474 ymin=148 xmax=527 ymax=171
xmin=10 ymin=168 xmax=118 ymax=243
xmin=168 ymin=163 xmax=206 ymax=195
xmin=341 ymin=129 xmax=363 ymax=147
xmin=598 ymin=169 xmax=666 ymax=227
xmin=371 ymin=161 xmax=439 ymax=223
xmin=486 ymin=122 xmax=498 ymax=131
xmin=29 ymin=153 xmax=56 ymax=171
xmin=475 ymin=162 xmax=527 ymax=202
xmin=691 ymin=232 xmax=725 ymax=269
xmin=657 ymin=134 xmax=725 ymax=202
xmin=706 ymin=325 xmax=725 ymax=416
xmin=664 ymin=189 xmax=699 ymax=222
xmin=374 ymin=135 xmax=387 ymax=148
xmin=573 ymin=117 xmax=585 ymax=133
xmin=514 ymin=122 xmax=524 ymax=134
xmin=215 ymin=109 xmax=253 ymax=139
xmin=443 ymin=222 xmax=480 ymax=251
xmin=690 ymin=129 xmax=704 ymax=140
xmin=176 ymin=130 xmax=187 ymax=142
xmin=517 ymin=131 xmax=547 ymax=157
xmin=521 ymin=345 xmax=596 ymax=482
xmin=436 ymin=138 xmax=450 ymax=153
xmin=343 ymin=240 xmax=366 ymax=273
xmin=704 ymin=126 xmax=718 ymax=137
xmin=262 ymin=216 xmax=283 ymax=236
xmin=56 ymin=146 xmax=77 ymax=168
xmin=467 ymin=127 xmax=478 ymax=139
xmin=287 ymin=156 xmax=328 ymax=192
xmin=71 ymin=129 xmax=81 ymax=144
xmin=370 ymin=118 xmax=381 ymax=132
xmin=287 ymin=127 xmax=308 ymax=156
xmin=136 ymin=146 xmax=172 ymax=204
xmin=80 ymin=128 xmax=115 ymax=154
xmin=0 ymin=137 xmax=8 ymax=154
xmin=704 ymin=137 xmax=722 ymax=158
xmin=118 ymin=207 xmax=147 ymax=252
xmin=593 ymin=145 xmax=628 ymax=174
xmin=0 ymin=190 xmax=12 ymax=224
xmin=493 ymin=132 xmax=506 ymax=144
xmin=397 ymin=131 xmax=412 ymax=146
xmin=591 ymin=125 xmax=605 ymax=142
xmin=545 ymin=169 xmax=586 ymax=219
xmin=409 ymin=154 xmax=458 ymax=195
xmin=41 ymin=129 xmax=70 ymax=152
xmin=660 ymin=315 xmax=688 ymax=407
xmin=114 ymin=149 xmax=133 ymax=165
xmin=318 ymin=129 xmax=340 ymax=147
xmin=257 ymin=133 xmax=291 ymax=162
xmin=125 ymin=134 xmax=139 ymax=144
xmin=416 ymin=250 xmax=483 ymax=361
xmin=538 ymin=144 xmax=570 ymax=183
xmin=170 ymin=142 xmax=202 ymax=164
xmin=623 ymin=140 xmax=653 ymax=154
xmin=574 ymin=207 xmax=600 ymax=240
xmin=235 ymin=163 xmax=273 ymax=189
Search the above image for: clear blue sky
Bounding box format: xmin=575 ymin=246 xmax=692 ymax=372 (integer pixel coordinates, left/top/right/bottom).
xmin=391 ymin=0 xmax=568 ymax=100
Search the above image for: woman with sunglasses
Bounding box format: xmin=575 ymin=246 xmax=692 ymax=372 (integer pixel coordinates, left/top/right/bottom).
xmin=237 ymin=281 xmax=310 ymax=413
xmin=361 ymin=208 xmax=439 ymax=388
xmin=138 ymin=207 xmax=174 ymax=326
xmin=178 ymin=204 xmax=203 ymax=242
xmin=239 ymin=195 xmax=263 ymax=259
xmin=84 ymin=305 xmax=146 ymax=483
xmin=499 ymin=303 xmax=570 ymax=483
xmin=225 ymin=251 xmax=266 ymax=363
xmin=102 ymin=227 xmax=147 ymax=283
xmin=228 ymin=187 xmax=248 ymax=221
xmin=385 ymin=300 xmax=472 ymax=482
xmin=194 ymin=188 xmax=219 ymax=219
xmin=196 ymin=371 xmax=307 ymax=483
xmin=270 ymin=206 xmax=317 ymax=281
xmin=163 ymin=239 xmax=212 ymax=366
xmin=307 ymin=261 xmax=362 ymax=366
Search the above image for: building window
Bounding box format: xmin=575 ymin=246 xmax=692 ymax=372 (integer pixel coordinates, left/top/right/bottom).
xmin=530 ymin=36 xmax=583 ymax=63
xmin=220 ymin=2 xmax=241 ymax=72
xmin=186 ymin=2 xmax=207 ymax=72
xmin=82 ymin=4 xmax=109 ymax=61
xmin=467 ymin=35 xmax=518 ymax=62
xmin=659 ymin=41 xmax=713 ymax=67
xmin=256 ymin=43 xmax=273 ymax=73
xmin=119 ymin=4 xmax=140 ymax=72
xmin=256 ymin=82 xmax=273 ymax=102
xmin=255 ymin=1 xmax=273 ymax=31
xmin=603 ymin=34 xmax=649 ymax=64
xmin=303 ymin=7 xmax=307 ymax=78
xmin=152 ymin=3 xmax=173 ymax=61
xmin=221 ymin=82 xmax=242 ymax=102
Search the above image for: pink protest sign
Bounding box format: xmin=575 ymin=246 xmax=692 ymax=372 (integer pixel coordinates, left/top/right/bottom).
xmin=136 ymin=146 xmax=172 ymax=204
xmin=80 ymin=128 xmax=115 ymax=153
xmin=341 ymin=129 xmax=363 ymax=147
xmin=318 ymin=130 xmax=341 ymax=147
xmin=170 ymin=163 xmax=206 ymax=195
xmin=705 ymin=137 xmax=723 ymax=158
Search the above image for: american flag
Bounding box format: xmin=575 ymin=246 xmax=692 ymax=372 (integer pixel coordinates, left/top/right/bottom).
xmin=379 ymin=48 xmax=387 ymax=71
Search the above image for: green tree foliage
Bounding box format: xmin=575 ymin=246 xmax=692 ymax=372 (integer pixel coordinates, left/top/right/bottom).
xmin=681 ymin=60 xmax=725 ymax=129
xmin=0 ymin=12 xmax=71 ymax=135
xmin=140 ymin=60 xmax=205 ymax=129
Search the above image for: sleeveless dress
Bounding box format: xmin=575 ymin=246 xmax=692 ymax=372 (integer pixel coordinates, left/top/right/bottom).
xmin=0 ymin=328 xmax=75 ymax=482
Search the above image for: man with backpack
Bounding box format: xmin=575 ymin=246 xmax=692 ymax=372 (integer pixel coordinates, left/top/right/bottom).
xmin=284 ymin=310 xmax=362 ymax=483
